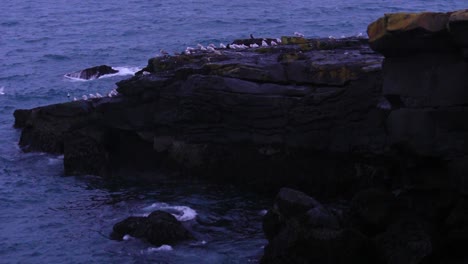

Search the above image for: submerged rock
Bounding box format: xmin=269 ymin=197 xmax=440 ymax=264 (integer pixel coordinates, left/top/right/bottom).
xmin=65 ymin=65 xmax=118 ymax=80
xmin=112 ymin=210 xmax=193 ymax=246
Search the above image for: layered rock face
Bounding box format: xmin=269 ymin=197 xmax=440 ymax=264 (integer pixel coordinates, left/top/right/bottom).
xmin=261 ymin=10 xmax=468 ymax=264
xmin=14 ymin=36 xmax=388 ymax=195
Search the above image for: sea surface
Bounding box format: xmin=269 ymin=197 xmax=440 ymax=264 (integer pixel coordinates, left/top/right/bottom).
xmin=0 ymin=1 xmax=466 ymax=263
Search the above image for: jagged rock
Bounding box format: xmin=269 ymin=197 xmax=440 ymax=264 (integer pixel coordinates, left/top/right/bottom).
xmin=348 ymin=188 xmax=396 ymax=235
xmin=14 ymin=37 xmax=391 ymax=195
xmin=65 ymin=65 xmax=118 ymax=80
xmin=448 ymin=9 xmax=468 ymax=49
xmin=275 ymin=188 xmax=322 ymax=217
xmin=367 ymin=11 xmax=455 ymax=56
xmin=375 ymin=218 xmax=432 ymax=264
xmin=112 ymin=210 xmax=193 ymax=246
xmin=439 ymin=198 xmax=468 ymax=262
xmin=262 ymin=188 xmax=374 ymax=264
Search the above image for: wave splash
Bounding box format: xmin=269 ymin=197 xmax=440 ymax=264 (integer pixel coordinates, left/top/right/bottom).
xmin=142 ymin=202 xmax=197 ymax=222
xmin=64 ymin=66 xmax=141 ymax=81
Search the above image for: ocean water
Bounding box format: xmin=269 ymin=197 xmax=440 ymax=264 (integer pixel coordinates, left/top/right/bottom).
xmin=0 ymin=1 xmax=466 ymax=263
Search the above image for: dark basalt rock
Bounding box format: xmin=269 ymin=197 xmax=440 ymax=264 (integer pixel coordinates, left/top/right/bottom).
xmin=65 ymin=65 xmax=118 ymax=80
xmin=112 ymin=210 xmax=193 ymax=246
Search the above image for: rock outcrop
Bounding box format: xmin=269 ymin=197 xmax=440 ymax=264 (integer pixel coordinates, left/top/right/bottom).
xmin=112 ymin=210 xmax=193 ymax=246
xmin=14 ymin=36 xmax=389 ymax=195
xmin=65 ymin=65 xmax=118 ymax=80
xmin=263 ymin=187 xmax=467 ymax=264
xmin=261 ymin=10 xmax=468 ymax=264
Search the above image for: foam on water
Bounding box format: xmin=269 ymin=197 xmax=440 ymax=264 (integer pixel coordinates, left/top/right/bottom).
xmin=142 ymin=202 xmax=197 ymax=221
xmin=145 ymin=245 xmax=173 ymax=252
xmin=63 ymin=66 xmax=140 ymax=82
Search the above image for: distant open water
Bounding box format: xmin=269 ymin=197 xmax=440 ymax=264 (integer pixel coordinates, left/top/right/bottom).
xmin=0 ymin=1 xmax=466 ymax=263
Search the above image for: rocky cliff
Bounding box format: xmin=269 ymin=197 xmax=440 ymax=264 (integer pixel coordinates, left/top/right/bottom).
xmin=13 ymin=8 xmax=468 ymax=264
xmin=261 ymin=10 xmax=468 ymax=264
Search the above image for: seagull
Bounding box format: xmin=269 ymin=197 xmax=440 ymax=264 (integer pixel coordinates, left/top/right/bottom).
xmin=184 ymin=49 xmax=191 ymax=55
xmin=0 ymin=87 xmax=4 ymax=95
xmin=207 ymin=46 xmax=216 ymax=52
xmin=229 ymin=44 xmax=237 ymax=49
xmin=208 ymin=43 xmax=216 ymax=48
xmin=197 ymin=44 xmax=207 ymax=51
xmin=239 ymin=44 xmax=248 ymax=49
xmin=328 ymin=35 xmax=335 ymax=39
xmin=96 ymin=93 xmax=103 ymax=98
xmin=270 ymin=41 xmax=277 ymax=46
xmin=219 ymin=43 xmax=226 ymax=49
xmin=89 ymin=94 xmax=96 ymax=99
xmin=82 ymin=95 xmax=88 ymax=100
xmin=261 ymin=40 xmax=268 ymax=47
xmin=294 ymin=32 xmax=304 ymax=38
xmin=73 ymin=97 xmax=77 ymax=101
xmin=250 ymin=43 xmax=259 ymax=48
xmin=276 ymin=38 xmax=282 ymax=43
xmin=67 ymin=92 xmax=70 ymax=98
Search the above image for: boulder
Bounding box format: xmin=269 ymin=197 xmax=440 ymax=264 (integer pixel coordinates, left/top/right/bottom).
xmin=367 ymin=11 xmax=455 ymax=56
xmin=375 ymin=218 xmax=432 ymax=264
xmin=448 ymin=9 xmax=468 ymax=49
xmin=262 ymin=188 xmax=375 ymax=264
xmin=112 ymin=210 xmax=193 ymax=246
xmin=348 ymin=189 xmax=396 ymax=235
xmin=65 ymin=65 xmax=118 ymax=80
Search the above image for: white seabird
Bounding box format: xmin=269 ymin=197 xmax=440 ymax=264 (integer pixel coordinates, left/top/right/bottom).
xmin=219 ymin=43 xmax=226 ymax=49
xmin=261 ymin=40 xmax=268 ymax=47
xmin=89 ymin=94 xmax=96 ymax=99
xmin=276 ymin=38 xmax=282 ymax=43
xmin=270 ymin=41 xmax=277 ymax=46
xmin=96 ymin=93 xmax=103 ymax=98
xmin=197 ymin=44 xmax=207 ymax=51
xmin=250 ymin=43 xmax=259 ymax=48
xmin=82 ymin=95 xmax=88 ymax=100
xmin=73 ymin=97 xmax=77 ymax=101
xmin=0 ymin=87 xmax=4 ymax=95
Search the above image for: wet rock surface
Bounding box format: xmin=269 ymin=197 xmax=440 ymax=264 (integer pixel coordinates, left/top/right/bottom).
xmin=14 ymin=36 xmax=390 ymax=195
xmin=262 ymin=187 xmax=467 ymax=264
xmin=112 ymin=210 xmax=193 ymax=246
xmin=65 ymin=65 xmax=118 ymax=80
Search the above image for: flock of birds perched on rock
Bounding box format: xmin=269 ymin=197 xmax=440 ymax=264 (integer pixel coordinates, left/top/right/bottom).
xmin=70 ymin=88 xmax=118 ymax=101
xmin=71 ymin=31 xmax=365 ymax=102
xmin=181 ymin=37 xmax=283 ymax=56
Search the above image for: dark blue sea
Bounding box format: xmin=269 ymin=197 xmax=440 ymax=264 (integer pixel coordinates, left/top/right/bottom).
xmin=0 ymin=1 xmax=466 ymax=263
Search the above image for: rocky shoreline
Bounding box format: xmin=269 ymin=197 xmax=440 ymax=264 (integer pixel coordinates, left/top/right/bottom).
xmin=14 ymin=9 xmax=468 ymax=263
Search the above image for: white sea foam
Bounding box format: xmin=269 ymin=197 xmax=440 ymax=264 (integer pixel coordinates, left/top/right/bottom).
xmin=189 ymin=240 xmax=207 ymax=246
xmin=123 ymin=234 xmax=133 ymax=241
xmin=47 ymin=155 xmax=64 ymax=165
xmin=142 ymin=202 xmax=197 ymax=221
xmin=146 ymin=245 xmax=173 ymax=252
xmin=259 ymin=209 xmax=268 ymax=216
xmin=64 ymin=66 xmax=141 ymax=81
